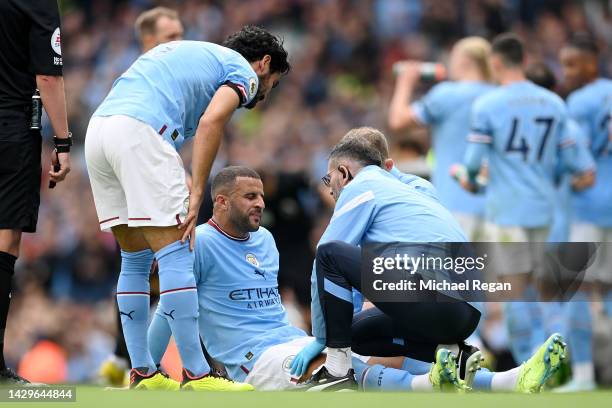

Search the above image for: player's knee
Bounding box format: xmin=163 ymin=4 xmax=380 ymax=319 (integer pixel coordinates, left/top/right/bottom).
xmin=120 ymin=248 xmax=154 ymax=277
xmin=160 ymin=272 xmax=197 ymax=293
xmin=158 ymin=265 xmax=196 ymax=292
xmin=112 ymin=225 xmax=149 ymax=252
xmin=156 ymin=241 xmax=196 ymax=290
xmin=316 ymin=241 xmax=345 ymax=263
xmin=0 ymin=229 xmax=22 ymax=258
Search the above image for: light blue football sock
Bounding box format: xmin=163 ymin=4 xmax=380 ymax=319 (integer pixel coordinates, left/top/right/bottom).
xmin=525 ymin=285 xmax=546 ymax=344
xmin=504 ymin=301 xmax=534 ymax=364
xmin=148 ymin=305 xmax=172 ymax=367
xmin=567 ymin=291 xmax=592 ymax=365
xmin=400 ymin=357 xmax=431 ymax=375
xmin=538 ymin=302 xmax=566 ymax=337
xmin=473 ymin=367 xmax=494 ymax=391
xmin=603 ymin=290 xmax=612 ymax=318
xmin=116 ymin=249 xmax=156 ymax=371
xmin=359 ymin=363 xmax=415 ymax=391
xmin=157 ymin=240 xmax=209 ymax=376
xmin=352 ymin=357 xmax=369 ymax=389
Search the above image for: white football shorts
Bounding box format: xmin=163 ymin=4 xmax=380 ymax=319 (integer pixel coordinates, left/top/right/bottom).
xmin=481 ymin=223 xmax=550 ymax=276
xmin=452 ymin=212 xmax=485 ymax=242
xmin=244 ymin=336 xmax=368 ymax=391
xmin=84 ymin=115 xmax=189 ymax=232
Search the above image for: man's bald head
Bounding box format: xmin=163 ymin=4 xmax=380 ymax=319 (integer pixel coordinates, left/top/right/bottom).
xmin=339 ymin=127 xmax=389 ymax=162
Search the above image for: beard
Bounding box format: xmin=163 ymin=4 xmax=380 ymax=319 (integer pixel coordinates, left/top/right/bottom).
xmin=332 ymin=185 xmax=344 ymax=202
xmin=229 ymin=207 xmax=260 ymax=233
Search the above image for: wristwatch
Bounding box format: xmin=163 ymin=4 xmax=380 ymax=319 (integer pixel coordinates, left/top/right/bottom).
xmin=53 ymin=132 xmax=73 ymax=153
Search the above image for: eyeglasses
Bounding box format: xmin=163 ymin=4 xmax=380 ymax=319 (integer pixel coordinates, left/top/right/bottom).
xmin=321 ymin=166 xmax=353 ymax=187
xmin=321 ymin=169 xmax=336 ymax=187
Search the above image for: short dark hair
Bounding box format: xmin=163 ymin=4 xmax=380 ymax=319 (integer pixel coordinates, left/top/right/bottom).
xmin=329 ymin=130 xmax=384 ymax=168
xmin=491 ymin=33 xmax=524 ymax=67
xmin=566 ymin=34 xmax=599 ymax=56
xmin=526 ymin=62 xmax=557 ymax=91
xmin=223 ymin=25 xmax=290 ymax=75
xmin=211 ymin=166 xmax=261 ymax=197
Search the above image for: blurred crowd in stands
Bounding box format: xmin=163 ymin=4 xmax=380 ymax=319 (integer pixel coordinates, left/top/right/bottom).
xmin=6 ymin=0 xmax=612 ymax=383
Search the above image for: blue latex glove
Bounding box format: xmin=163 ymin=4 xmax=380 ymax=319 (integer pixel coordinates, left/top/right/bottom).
xmin=289 ymin=338 xmax=325 ymax=377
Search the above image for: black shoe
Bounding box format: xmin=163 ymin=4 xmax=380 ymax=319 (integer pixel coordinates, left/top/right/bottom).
xmin=0 ymin=368 xmax=30 ymax=385
xmin=304 ymin=366 xmax=357 ymax=392
xmin=210 ymin=366 xmax=232 ymax=381
xmin=457 ymin=343 xmax=483 ymax=388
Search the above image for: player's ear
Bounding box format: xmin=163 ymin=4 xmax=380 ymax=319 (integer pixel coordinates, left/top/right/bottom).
xmin=256 ymin=55 xmax=271 ymax=75
xmin=338 ymin=166 xmax=351 ymax=185
xmin=214 ymin=194 xmax=228 ymax=209
xmin=384 ymin=158 xmax=394 ymax=171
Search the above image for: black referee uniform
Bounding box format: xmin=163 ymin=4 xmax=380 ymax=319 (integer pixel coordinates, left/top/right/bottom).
xmin=0 ymin=0 xmax=63 ymax=384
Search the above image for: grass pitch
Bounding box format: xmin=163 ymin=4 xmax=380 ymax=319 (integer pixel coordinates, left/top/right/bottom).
xmin=11 ymin=386 xmax=612 ymax=408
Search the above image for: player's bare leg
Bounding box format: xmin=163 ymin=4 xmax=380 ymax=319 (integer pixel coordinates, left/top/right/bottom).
xmin=112 ymin=225 xmax=149 ymax=252
xmin=0 ymin=229 xmax=21 ymax=257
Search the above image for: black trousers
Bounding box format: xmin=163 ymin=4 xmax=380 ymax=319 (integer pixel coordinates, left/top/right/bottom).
xmin=0 ymin=110 xmax=42 ymax=233
xmin=316 ymin=240 xmax=481 ymax=362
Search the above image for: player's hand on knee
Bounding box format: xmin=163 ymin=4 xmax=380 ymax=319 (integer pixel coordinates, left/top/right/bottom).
xmin=179 ymin=193 xmax=202 ymax=251
xmin=289 ymin=338 xmax=325 ymax=377
xmin=49 ymin=151 xmax=71 ymax=184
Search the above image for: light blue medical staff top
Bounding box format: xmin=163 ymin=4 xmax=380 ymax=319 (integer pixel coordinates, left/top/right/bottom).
xmin=310 ymin=165 xmax=468 ymax=340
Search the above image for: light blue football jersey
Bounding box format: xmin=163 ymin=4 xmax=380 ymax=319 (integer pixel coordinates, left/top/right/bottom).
xmin=548 ymin=119 xmax=596 ymax=242
xmin=311 ymin=165 xmax=467 ymax=340
xmin=567 ymin=78 xmax=612 ymax=226
xmin=412 ymin=81 xmax=494 ymax=215
xmin=464 ymin=80 xmax=581 ymax=227
xmin=94 ymin=41 xmax=258 ymax=150
xmin=194 ymin=220 xmax=305 ymax=381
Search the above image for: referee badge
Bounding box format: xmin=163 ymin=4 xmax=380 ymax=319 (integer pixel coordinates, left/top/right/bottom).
xmin=51 ymin=27 xmax=62 ymax=56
